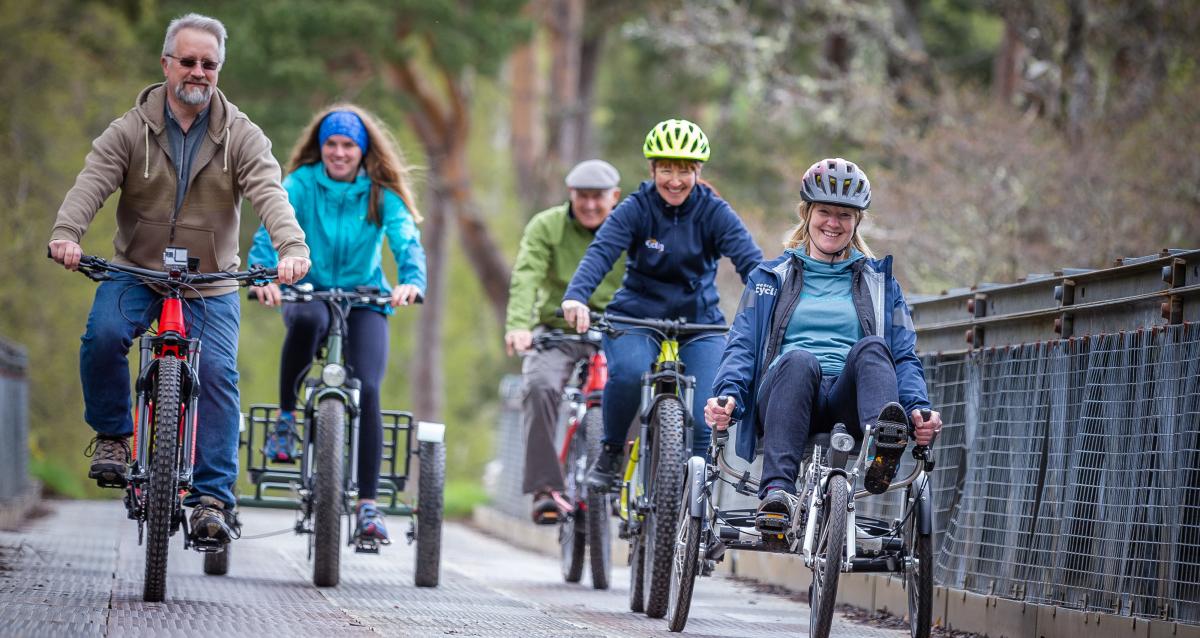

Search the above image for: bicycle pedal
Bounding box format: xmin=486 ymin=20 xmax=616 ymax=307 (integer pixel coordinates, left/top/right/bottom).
xmin=755 ymin=512 xmax=790 ymax=533
xmin=192 ymin=538 xmax=225 ymax=553
xmin=354 ymin=539 xmax=381 ymax=554
xmin=873 ymin=420 xmax=909 ymax=447
xmin=91 ymin=471 xmax=127 ymax=489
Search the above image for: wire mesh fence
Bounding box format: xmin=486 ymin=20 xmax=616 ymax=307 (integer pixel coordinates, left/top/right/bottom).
xmin=0 ymin=336 xmax=30 ymax=503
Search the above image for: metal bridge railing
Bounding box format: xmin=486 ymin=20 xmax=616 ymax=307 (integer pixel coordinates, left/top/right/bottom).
xmin=0 ymin=336 xmax=30 ymax=504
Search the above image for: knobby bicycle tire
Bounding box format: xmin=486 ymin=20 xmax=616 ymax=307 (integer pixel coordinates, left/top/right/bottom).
xmin=643 ymin=397 xmax=687 ymax=618
xmin=143 ymin=357 xmax=182 ymax=602
xmin=312 ymin=396 xmax=345 ymax=587
xmin=414 ymin=440 xmax=445 ymax=587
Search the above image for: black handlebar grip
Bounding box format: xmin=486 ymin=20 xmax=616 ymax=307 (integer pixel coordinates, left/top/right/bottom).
xmin=920 ymin=409 xmax=932 ymax=420
xmin=554 ymin=308 xmax=565 ymax=318
xmin=713 ymin=396 xmax=731 ymax=446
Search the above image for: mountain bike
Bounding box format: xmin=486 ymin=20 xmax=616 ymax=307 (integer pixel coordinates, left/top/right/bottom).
xmin=65 ymin=248 xmax=275 ymax=602
xmin=578 ymin=311 xmax=728 ymax=618
xmin=665 ymin=400 xmax=936 ymax=637
xmin=240 ymin=284 xmax=444 ymax=588
xmin=526 ymin=330 xmax=610 ymax=589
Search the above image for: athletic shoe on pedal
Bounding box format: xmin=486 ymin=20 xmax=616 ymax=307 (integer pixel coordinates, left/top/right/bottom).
xmin=263 ymin=412 xmax=301 ymax=463
xmin=755 ymin=489 xmax=794 ymax=533
xmin=585 ymin=443 xmax=623 ymax=492
xmin=189 ymin=496 xmax=236 ymax=546
xmin=85 ymin=435 xmax=130 ymax=488
xmin=354 ymin=503 xmax=390 ymax=544
xmin=531 ymin=490 xmax=572 ymax=525
xmin=864 ymin=402 xmax=910 ymax=495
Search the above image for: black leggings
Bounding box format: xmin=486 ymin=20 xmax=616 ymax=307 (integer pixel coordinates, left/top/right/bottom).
xmin=281 ymin=303 xmax=389 ymax=499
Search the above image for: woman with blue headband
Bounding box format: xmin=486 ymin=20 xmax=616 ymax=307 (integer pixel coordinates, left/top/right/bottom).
xmin=248 ymin=104 xmax=426 ymax=545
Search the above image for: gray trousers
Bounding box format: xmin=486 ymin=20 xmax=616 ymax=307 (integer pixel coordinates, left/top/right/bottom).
xmin=521 ymin=332 xmax=595 ymax=494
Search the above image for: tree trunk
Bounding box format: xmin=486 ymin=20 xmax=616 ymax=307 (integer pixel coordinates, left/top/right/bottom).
xmin=573 ymin=30 xmax=604 ymax=161
xmin=1062 ymin=0 xmax=1093 ymax=146
xmin=992 ymin=18 xmax=1024 ymax=105
xmin=541 ymin=0 xmax=584 ymax=208
xmin=413 ymin=183 xmax=449 ymax=424
xmin=509 ymin=2 xmax=546 ymax=215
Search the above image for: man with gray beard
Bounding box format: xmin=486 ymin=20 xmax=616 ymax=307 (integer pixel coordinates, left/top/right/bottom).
xmin=47 ymin=13 xmax=310 ymax=547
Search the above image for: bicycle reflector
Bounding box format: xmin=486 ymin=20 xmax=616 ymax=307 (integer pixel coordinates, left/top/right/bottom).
xmin=321 ymin=363 xmax=347 ymax=387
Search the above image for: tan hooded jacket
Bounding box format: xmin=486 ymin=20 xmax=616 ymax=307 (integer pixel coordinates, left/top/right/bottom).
xmin=50 ymin=83 xmax=308 ymax=296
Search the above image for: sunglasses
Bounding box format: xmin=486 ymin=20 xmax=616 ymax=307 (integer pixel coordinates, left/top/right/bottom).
xmin=165 ymin=54 xmax=220 ymax=71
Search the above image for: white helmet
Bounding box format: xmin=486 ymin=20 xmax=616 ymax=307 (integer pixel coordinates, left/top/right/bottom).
xmin=800 ymin=158 xmax=871 ymax=210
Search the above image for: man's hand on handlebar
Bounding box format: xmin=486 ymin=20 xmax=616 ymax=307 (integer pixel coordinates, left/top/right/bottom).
xmin=704 ymin=395 xmax=736 ymax=431
xmin=561 ymin=299 xmax=590 ymax=333
xmin=911 ymin=408 xmax=942 ymax=447
xmin=391 ymin=284 xmax=422 ymax=307
xmin=504 ymin=329 xmax=533 ymax=357
xmin=276 ymin=256 xmax=311 ymax=285
xmin=251 ymin=282 xmax=283 ymax=307
xmin=48 ymin=240 xmax=83 ymax=271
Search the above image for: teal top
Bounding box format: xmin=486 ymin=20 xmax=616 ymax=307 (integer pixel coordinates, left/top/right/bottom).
xmin=773 ymin=247 xmax=865 ymax=375
xmin=249 ymin=163 xmax=426 ymax=314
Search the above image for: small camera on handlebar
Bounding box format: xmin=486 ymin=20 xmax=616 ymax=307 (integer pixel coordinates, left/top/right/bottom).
xmin=162 ymin=246 xmax=198 ymax=273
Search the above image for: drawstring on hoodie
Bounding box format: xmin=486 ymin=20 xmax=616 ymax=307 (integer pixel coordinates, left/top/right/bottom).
xmin=222 ymin=127 xmax=230 ymax=173
xmin=143 ymin=122 xmax=150 ymax=179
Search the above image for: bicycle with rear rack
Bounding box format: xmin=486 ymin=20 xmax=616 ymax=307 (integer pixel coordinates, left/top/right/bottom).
xmin=572 ymin=310 xmax=729 ymax=618
xmin=62 ymin=248 xmax=275 ymax=602
xmin=238 ymin=284 xmax=444 ymax=588
xmin=525 ymin=330 xmax=611 ymax=589
xmin=664 ymin=399 xmax=936 ymax=637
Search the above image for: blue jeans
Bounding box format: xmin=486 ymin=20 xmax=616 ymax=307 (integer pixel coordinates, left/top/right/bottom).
xmin=757 ymin=336 xmax=898 ymax=497
xmin=601 ymin=329 xmax=724 ymax=457
xmin=80 ymin=273 xmax=241 ymax=509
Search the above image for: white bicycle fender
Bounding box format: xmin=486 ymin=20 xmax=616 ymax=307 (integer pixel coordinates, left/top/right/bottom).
xmin=417 ymin=421 xmax=446 ymax=443
xmin=687 ymin=455 xmax=707 ymax=518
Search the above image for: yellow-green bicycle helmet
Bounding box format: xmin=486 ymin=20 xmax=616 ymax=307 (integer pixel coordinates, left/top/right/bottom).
xmin=642 ymin=118 xmax=710 ymax=162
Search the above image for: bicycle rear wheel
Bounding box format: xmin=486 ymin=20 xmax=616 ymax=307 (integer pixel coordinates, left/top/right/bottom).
xmin=643 ymin=397 xmax=687 ymax=618
xmin=809 ymin=473 xmax=849 ymax=638
xmin=312 ymin=396 xmax=346 ymax=587
xmin=583 ymin=407 xmax=611 ymax=590
xmin=144 ymin=357 xmax=182 ymax=602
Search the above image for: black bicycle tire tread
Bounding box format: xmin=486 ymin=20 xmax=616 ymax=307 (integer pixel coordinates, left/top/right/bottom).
xmin=584 ymin=407 xmax=611 ymax=590
xmin=643 ymin=398 xmax=687 ymax=618
xmin=415 ymin=441 xmax=445 ymax=587
xmin=810 ymin=473 xmax=849 ymax=638
xmin=313 ymin=397 xmax=344 ymax=587
xmin=560 ymin=428 xmax=586 ymax=583
xmin=666 ymin=478 xmax=701 ymax=631
xmin=203 ymin=545 xmax=230 ymax=576
xmin=144 ymin=357 xmax=181 ymax=602
xmin=907 ymin=484 xmax=933 ymax=638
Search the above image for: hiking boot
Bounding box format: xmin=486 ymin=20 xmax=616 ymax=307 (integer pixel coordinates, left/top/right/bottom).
xmin=585 ymin=443 xmax=623 ymax=492
xmin=755 ymin=489 xmax=795 ymax=533
xmin=189 ymin=496 xmax=237 ymax=546
xmin=864 ymin=402 xmax=910 ymax=495
xmin=86 ymin=435 xmax=130 ymax=488
xmin=263 ymin=412 xmax=301 ymax=463
xmin=354 ymin=503 xmax=390 ymax=544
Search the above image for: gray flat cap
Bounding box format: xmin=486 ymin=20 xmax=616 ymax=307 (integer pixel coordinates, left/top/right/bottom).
xmin=565 ymin=159 xmax=620 ymax=189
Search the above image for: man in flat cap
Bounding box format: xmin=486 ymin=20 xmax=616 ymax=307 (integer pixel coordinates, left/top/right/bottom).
xmin=504 ymin=159 xmax=625 ymax=525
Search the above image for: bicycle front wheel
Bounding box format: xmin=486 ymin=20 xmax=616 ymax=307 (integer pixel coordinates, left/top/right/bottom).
xmin=312 ymin=396 xmax=346 ymax=587
xmin=560 ymin=416 xmax=587 ymax=583
xmin=905 ymin=479 xmax=933 ymax=638
xmin=583 ymin=407 xmax=611 ymax=590
xmin=643 ymin=397 xmax=687 ymax=618
xmin=809 ymin=473 xmax=849 ymax=638
xmin=144 ymin=357 xmax=182 ymax=602
xmin=665 ymin=467 xmax=702 ymax=632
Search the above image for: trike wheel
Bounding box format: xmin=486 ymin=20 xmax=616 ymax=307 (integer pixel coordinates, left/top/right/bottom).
xmin=643 ymin=397 xmax=687 ymax=618
xmin=810 ymin=473 xmax=849 ymax=638
xmin=312 ymin=396 xmax=345 ymax=587
xmin=415 ymin=440 xmax=445 ymax=587
xmin=560 ymin=415 xmax=587 ymax=583
xmin=584 ymin=407 xmax=611 ymax=590
xmin=665 ymin=469 xmax=702 ymax=632
xmin=144 ymin=356 xmax=182 ymax=602
xmin=905 ymin=480 xmax=933 ymax=638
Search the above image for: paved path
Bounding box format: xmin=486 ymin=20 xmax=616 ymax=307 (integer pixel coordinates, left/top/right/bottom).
xmin=0 ymin=500 xmax=908 ymax=637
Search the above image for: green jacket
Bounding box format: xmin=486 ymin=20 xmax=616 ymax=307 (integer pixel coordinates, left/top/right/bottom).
xmin=505 ymin=203 xmax=625 ymax=332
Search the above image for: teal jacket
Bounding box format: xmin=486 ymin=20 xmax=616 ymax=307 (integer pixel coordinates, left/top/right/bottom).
xmin=249 ymin=163 xmax=426 ymax=313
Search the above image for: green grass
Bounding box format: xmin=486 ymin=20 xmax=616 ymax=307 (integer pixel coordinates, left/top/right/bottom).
xmin=443 ymin=479 xmax=489 ymax=520
xmin=27 ymin=457 xmax=89 ymax=499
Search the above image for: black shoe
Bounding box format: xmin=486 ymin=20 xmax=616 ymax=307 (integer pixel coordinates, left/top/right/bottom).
xmin=755 ymin=489 xmax=795 ymax=532
xmin=189 ymin=496 xmax=237 ymax=546
xmin=864 ymin=402 xmax=910 ymax=494
xmin=585 ymin=444 xmax=623 ymax=492
xmin=86 ymin=435 xmax=130 ymax=488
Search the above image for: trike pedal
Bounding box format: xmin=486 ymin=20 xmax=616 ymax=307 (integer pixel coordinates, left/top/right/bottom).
xmin=755 ymin=511 xmax=790 ymax=533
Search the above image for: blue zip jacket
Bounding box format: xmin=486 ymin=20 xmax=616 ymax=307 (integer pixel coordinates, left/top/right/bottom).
xmin=249 ymin=163 xmax=426 ymax=314
xmin=563 ymin=180 xmax=762 ymax=323
xmin=713 ymin=252 xmax=931 ymax=462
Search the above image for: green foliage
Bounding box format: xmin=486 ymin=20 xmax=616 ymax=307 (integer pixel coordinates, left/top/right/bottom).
xmin=443 ymin=478 xmax=489 ymax=520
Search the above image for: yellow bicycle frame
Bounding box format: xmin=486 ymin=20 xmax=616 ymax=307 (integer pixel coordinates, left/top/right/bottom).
xmin=617 ymin=337 xmax=681 ymax=521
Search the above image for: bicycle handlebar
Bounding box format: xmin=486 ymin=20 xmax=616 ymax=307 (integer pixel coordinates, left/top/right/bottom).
xmin=247 ymin=284 xmax=424 ymax=307
xmin=529 ymin=330 xmax=602 ymax=352
xmin=554 ymin=308 xmax=730 ymax=336
xmin=72 ymin=254 xmax=276 ymax=285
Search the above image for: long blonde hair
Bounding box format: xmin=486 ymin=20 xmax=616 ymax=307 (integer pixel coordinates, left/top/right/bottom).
xmin=287 ymin=103 xmax=422 ymax=225
xmin=783 ymin=201 xmax=875 ymax=258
